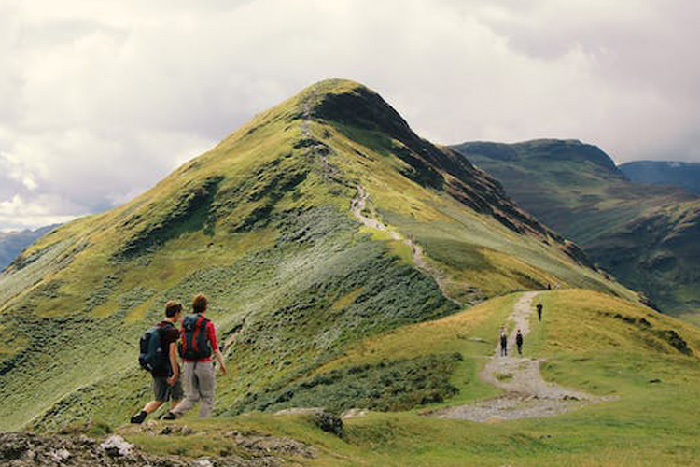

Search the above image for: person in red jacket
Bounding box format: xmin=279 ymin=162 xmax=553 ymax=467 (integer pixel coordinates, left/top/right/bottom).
xmin=163 ymin=294 xmax=227 ymax=419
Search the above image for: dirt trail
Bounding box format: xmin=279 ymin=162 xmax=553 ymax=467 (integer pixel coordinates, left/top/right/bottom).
xmin=301 ymin=92 xmax=462 ymax=307
xmin=429 ymin=292 xmax=612 ymax=422
xmin=351 ymin=186 xmax=463 ymax=306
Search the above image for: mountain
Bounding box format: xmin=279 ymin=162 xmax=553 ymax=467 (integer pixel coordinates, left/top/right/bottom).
xmin=453 ymin=139 xmax=700 ymax=322
xmin=620 ymin=160 xmax=700 ymax=194
xmin=0 ymin=225 xmax=56 ymax=272
xmin=0 ymin=80 xmax=633 ymax=432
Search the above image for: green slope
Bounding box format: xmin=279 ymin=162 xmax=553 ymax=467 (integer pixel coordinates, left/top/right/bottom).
xmin=0 ymin=81 xmax=631 ymax=431
xmin=123 ymin=289 xmax=700 ymax=466
xmin=453 ymin=139 xmax=700 ymax=322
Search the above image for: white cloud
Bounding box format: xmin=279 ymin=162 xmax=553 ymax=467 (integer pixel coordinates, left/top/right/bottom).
xmin=0 ymin=0 xmax=699 ymax=229
xmin=0 ymin=194 xmax=82 ymax=231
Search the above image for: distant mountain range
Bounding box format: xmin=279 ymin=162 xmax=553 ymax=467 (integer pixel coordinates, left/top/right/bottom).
xmin=0 ymin=225 xmax=57 ymax=272
xmin=454 ymin=139 xmax=700 ymax=323
xmin=619 ymin=160 xmax=700 ymax=194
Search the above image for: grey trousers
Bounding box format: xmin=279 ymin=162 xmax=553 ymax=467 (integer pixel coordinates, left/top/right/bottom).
xmin=172 ymin=361 xmax=216 ymax=418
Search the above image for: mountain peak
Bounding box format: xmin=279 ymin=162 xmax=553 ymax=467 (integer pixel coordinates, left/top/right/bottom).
xmin=301 ymin=79 xmax=414 ymax=140
xmin=301 ymin=78 xmax=367 ymax=96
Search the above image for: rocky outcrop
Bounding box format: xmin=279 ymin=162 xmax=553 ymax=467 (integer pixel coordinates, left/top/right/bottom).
xmin=0 ymin=431 xmax=310 ymax=466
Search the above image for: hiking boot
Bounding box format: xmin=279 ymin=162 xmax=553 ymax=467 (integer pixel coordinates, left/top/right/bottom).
xmin=160 ymin=412 xmax=177 ymax=420
xmin=130 ymin=411 xmax=148 ymax=424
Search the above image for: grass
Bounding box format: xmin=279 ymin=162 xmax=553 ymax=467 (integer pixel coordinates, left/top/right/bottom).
xmin=0 ymin=79 xmax=654 ymax=437
xmin=118 ymin=289 xmax=700 ymax=466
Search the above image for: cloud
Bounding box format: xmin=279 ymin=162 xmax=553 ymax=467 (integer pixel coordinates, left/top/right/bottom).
xmin=0 ymin=193 xmax=83 ymax=231
xmin=0 ymin=0 xmax=699 ymax=229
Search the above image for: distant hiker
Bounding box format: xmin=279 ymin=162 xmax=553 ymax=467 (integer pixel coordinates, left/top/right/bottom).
xmin=516 ymin=329 xmax=524 ymax=355
xmin=162 ymin=294 xmax=228 ymax=419
xmin=131 ymin=301 xmax=184 ymax=424
xmin=547 ymin=283 xmax=552 ymax=290
xmin=499 ymin=327 xmax=508 ymax=357
xmin=537 ymin=303 xmax=543 ymax=322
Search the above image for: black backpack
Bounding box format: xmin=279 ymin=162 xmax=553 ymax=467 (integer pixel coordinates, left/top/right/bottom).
xmin=138 ymin=322 xmax=174 ymax=374
xmin=178 ymin=314 xmax=212 ymax=360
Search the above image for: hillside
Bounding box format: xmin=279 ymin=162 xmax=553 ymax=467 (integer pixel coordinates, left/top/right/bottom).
xmin=0 ymin=80 xmax=632 ymax=432
xmin=124 ymin=289 xmax=700 ymax=465
xmin=620 ymin=160 xmax=700 ymax=194
xmin=0 ymin=225 xmax=56 ymax=272
xmin=453 ymin=139 xmax=700 ymax=322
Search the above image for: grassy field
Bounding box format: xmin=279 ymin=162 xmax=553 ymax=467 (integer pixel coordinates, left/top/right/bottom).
xmin=121 ymin=289 xmax=700 ymax=466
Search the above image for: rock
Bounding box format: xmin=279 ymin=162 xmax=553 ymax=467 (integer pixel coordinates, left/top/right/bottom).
xmin=100 ymin=435 xmax=134 ymax=458
xmin=341 ymin=408 xmax=370 ymax=419
xmin=273 ymin=407 xmax=325 ymax=416
xmin=225 ymin=430 xmax=317 ymax=459
xmin=47 ymin=448 xmax=71 ymax=462
xmin=144 ymin=420 xmax=160 ymax=430
xmin=312 ymin=412 xmax=344 ymax=437
xmin=161 ymin=425 xmax=194 ymax=436
xmin=191 ymin=459 xmax=214 ymax=467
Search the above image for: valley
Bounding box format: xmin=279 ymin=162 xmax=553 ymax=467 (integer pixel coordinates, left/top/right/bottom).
xmin=454 ymin=139 xmax=700 ymax=323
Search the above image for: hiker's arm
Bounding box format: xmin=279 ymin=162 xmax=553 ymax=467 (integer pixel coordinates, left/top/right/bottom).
xmin=208 ymin=322 xmax=227 ymax=375
xmin=215 ymin=348 xmax=228 ymax=375
xmin=167 ymin=342 xmax=179 ymax=386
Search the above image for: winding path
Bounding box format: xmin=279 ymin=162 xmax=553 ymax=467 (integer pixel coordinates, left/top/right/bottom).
xmin=351 ymin=186 xmax=463 ymax=306
xmin=429 ymin=292 xmax=612 ymax=421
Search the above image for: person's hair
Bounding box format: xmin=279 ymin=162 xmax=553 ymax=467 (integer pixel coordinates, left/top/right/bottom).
xmin=192 ymin=293 xmax=208 ymax=314
xmin=165 ymin=301 xmax=183 ymax=318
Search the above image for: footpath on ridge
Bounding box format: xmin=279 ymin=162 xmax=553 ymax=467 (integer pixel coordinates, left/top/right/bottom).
xmin=428 ymin=292 xmax=614 ymax=421
xmin=350 ymin=186 xmax=463 ymax=306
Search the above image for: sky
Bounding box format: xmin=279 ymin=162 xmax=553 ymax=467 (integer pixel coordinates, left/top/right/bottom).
xmin=1 ymin=0 xmax=699 ymax=231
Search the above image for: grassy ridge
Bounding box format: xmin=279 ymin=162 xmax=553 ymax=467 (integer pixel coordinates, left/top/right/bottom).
xmin=0 ymin=80 xmax=634 ymax=431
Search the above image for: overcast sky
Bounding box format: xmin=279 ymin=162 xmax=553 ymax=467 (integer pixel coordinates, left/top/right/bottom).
xmin=1 ymin=0 xmax=699 ymax=231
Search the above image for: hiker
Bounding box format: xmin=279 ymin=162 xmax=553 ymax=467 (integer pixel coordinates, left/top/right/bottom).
xmin=516 ymin=329 xmax=524 ymax=355
xmin=163 ymin=294 xmax=228 ymax=419
xmin=131 ymin=301 xmax=184 ymax=424
xmin=537 ymin=303 xmax=543 ymax=321
xmin=499 ymin=327 xmax=508 ymax=357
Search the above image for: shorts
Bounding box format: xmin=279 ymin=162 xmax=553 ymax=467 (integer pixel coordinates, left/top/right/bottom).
xmin=152 ymin=374 xmax=184 ymax=403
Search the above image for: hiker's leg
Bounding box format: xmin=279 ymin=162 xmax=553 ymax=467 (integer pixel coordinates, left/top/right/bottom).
xmin=144 ymin=401 xmax=162 ymax=414
xmin=172 ymin=362 xmax=200 ymax=416
xmin=144 ymin=375 xmax=172 ymax=414
xmin=169 ymin=376 xmax=185 ymax=412
xmin=196 ymin=361 xmax=217 ymax=418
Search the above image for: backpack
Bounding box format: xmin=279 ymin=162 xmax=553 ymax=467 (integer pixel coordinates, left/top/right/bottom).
xmin=138 ymin=322 xmax=174 ymax=374
xmin=178 ymin=314 xmax=212 ymax=360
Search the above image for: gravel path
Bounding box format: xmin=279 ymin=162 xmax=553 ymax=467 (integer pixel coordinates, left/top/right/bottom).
xmin=428 ymin=292 xmax=613 ymax=422
xmin=351 ymin=186 xmax=463 ymax=306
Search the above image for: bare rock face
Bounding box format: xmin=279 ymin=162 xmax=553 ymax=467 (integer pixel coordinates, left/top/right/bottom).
xmin=0 ymin=432 xmax=294 ymax=466
xmin=224 ymin=431 xmax=317 ymax=459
